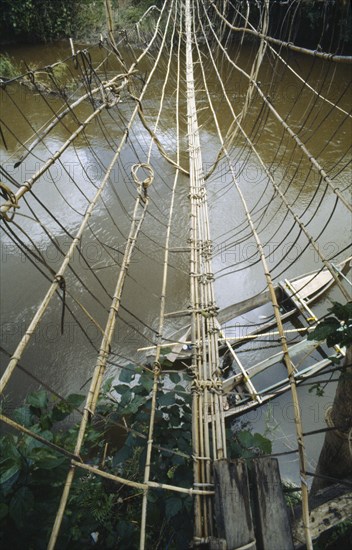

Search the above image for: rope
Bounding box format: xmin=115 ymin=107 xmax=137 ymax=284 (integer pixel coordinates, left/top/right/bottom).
xmin=131 ymin=162 xmax=154 ymax=199
xmin=0 ymin=181 xmax=19 ymax=221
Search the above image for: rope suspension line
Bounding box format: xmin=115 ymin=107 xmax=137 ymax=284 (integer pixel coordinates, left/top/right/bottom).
xmin=1 ymin=2 xmax=351 ymax=549
xmin=202 ymin=0 xmax=352 ymax=213
xmin=210 ymin=0 xmax=352 ymax=63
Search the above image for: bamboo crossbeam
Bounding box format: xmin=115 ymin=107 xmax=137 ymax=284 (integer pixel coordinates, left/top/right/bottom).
xmin=137 ymin=326 xmax=315 ymax=352
xmin=71 ymin=460 xmax=214 ymax=495
xmin=0 ymin=414 xmax=81 ymax=462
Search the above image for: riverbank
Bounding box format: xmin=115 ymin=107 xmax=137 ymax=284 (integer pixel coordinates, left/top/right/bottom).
xmin=0 ymin=0 xmax=160 ymax=46
xmin=1 ymin=0 xmax=351 ymax=52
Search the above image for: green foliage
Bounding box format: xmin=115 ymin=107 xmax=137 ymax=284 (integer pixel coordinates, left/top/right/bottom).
xmin=227 ymin=428 xmax=272 ymax=459
xmin=282 ymin=481 xmax=302 ymax=510
xmin=308 ymin=382 xmax=325 ymax=398
xmin=0 ymin=0 xmax=76 ymax=43
xmin=313 ymin=518 xmax=352 ymax=549
xmin=0 ymin=0 xmax=162 ymax=43
xmin=1 ymin=367 xmax=272 ymax=548
xmin=308 ymin=302 xmax=352 ymax=349
xmin=0 ymin=54 xmax=19 ymax=79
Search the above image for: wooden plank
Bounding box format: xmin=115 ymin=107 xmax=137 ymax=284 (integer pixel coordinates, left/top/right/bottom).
xmin=217 ymin=290 xmax=272 ymax=325
xmin=222 ymin=357 xmax=333 ymax=419
xmin=213 ymin=459 xmax=256 ymax=549
xmin=223 ymin=339 xmax=318 ymax=393
xmin=289 ymin=270 xmax=332 ymax=300
xmin=250 ymin=458 xmax=294 ymax=550
xmin=280 ymin=280 xmax=317 ymax=322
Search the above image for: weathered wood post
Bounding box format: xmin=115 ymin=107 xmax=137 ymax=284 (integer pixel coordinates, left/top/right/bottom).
xmin=310 ymin=347 xmax=352 ymax=496
xmin=250 ymin=458 xmax=294 ymax=550
xmin=213 ymin=458 xmax=295 ymax=549
xmin=213 ymin=459 xmax=256 ymax=549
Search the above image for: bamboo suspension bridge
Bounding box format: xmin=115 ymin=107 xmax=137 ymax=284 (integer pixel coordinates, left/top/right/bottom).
xmin=0 ymin=1 xmax=351 ymax=548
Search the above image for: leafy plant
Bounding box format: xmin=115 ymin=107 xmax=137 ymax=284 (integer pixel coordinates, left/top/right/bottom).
xmin=308 ymin=302 xmax=352 ymax=349
xmin=0 ymin=54 xmax=19 ymax=79
xmin=1 ymin=367 xmax=272 ymax=548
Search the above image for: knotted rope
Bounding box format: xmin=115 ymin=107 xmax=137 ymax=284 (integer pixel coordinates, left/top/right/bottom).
xmin=131 ymin=163 xmax=154 ymax=200
xmin=0 ymin=182 xmax=19 ymax=222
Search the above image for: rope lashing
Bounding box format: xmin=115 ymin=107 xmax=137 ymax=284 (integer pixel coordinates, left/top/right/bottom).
xmin=0 ymin=182 xmax=19 ymax=222
xmin=54 ymin=275 xmax=66 ymax=335
xmin=131 ymin=163 xmax=154 ymax=200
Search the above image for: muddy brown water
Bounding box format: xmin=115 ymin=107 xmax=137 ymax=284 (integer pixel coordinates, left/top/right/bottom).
xmin=0 ymin=40 xmax=351 ymax=482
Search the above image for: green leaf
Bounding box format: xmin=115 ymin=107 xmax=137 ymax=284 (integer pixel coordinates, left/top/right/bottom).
xmin=66 ymin=393 xmax=85 ymax=408
xmin=30 ymin=448 xmax=66 ymax=470
xmin=39 ymin=413 xmax=53 ymax=431
xmin=102 ymin=376 xmax=114 ymax=394
xmin=158 ymin=392 xmax=175 ymax=407
xmin=127 ymin=395 xmax=146 ymax=414
xmin=159 ymin=357 xmax=173 ymax=369
xmin=52 ymin=401 xmax=73 ymax=422
xmin=165 ymin=496 xmax=183 ymax=519
xmin=0 ymin=458 xmax=21 ymax=488
xmin=160 ymin=347 xmax=173 ymax=356
xmin=170 ymin=373 xmax=181 ymax=384
xmin=307 ymin=317 xmax=340 ymax=342
xmin=252 ymin=432 xmax=272 ymax=455
xmin=119 ymin=367 xmax=135 ymax=384
xmin=140 ymin=376 xmax=154 ymax=393
xmin=237 ymin=430 xmax=254 ymax=449
xmin=329 ymin=302 xmax=352 ymax=322
xmin=26 ymin=389 xmax=48 ymax=410
xmin=119 ymin=388 xmax=132 ymax=407
xmin=9 ymin=486 xmax=34 ymax=528
xmin=13 ymin=405 xmax=33 ymax=427
xmin=112 ymin=445 xmax=133 ymax=466
xmin=113 ymin=384 xmax=131 ymax=395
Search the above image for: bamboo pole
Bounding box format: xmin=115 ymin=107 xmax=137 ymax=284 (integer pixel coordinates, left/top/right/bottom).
xmin=139 ymin=4 xmax=180 ymax=546
xmin=210 ymin=0 xmax=352 ymax=64
xmin=71 ymin=460 xmax=215 ymax=495
xmin=48 ymin=190 xmax=148 ymax=550
xmin=194 ymin=10 xmax=313 ymax=547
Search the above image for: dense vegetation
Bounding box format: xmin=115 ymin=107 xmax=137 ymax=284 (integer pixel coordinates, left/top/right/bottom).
xmin=2 ymin=304 xmax=350 ymax=547
xmin=0 ymin=367 xmax=271 ymax=549
xmin=0 ymin=0 xmax=160 ymax=44
xmin=0 ymin=0 xmax=351 ymax=49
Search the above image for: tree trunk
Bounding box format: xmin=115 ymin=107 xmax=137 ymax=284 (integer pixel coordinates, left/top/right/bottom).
xmin=310 ymin=347 xmax=352 ymax=496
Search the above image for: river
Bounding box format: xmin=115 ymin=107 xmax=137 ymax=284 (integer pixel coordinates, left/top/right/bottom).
xmin=0 ymin=39 xmax=351 ymax=482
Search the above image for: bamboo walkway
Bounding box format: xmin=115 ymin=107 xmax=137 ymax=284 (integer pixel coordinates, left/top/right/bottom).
xmin=0 ymin=1 xmax=351 ymax=548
